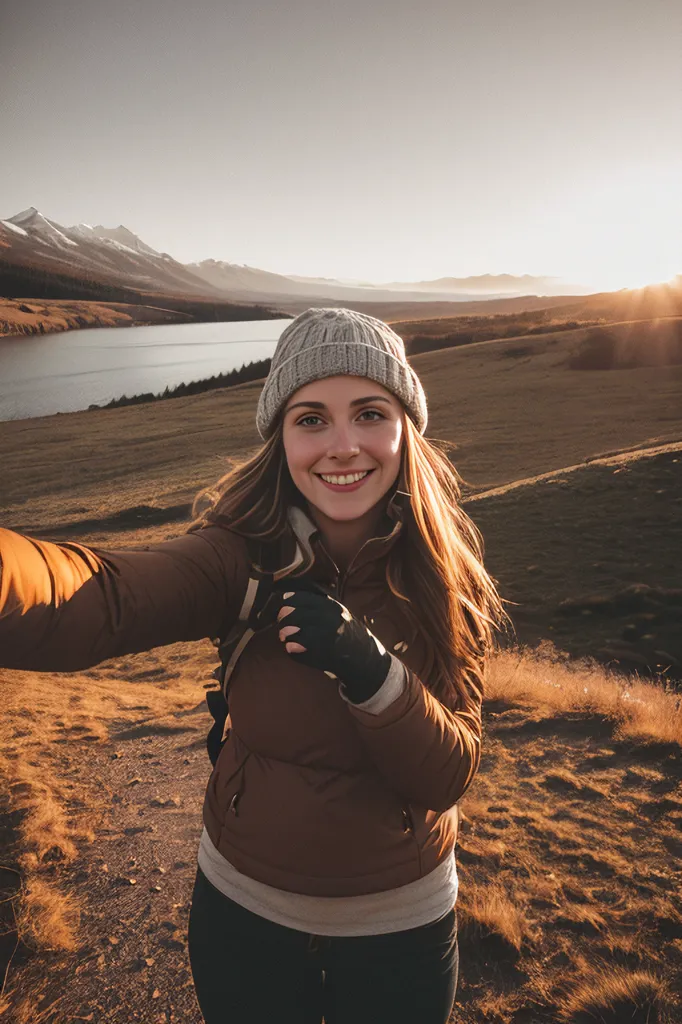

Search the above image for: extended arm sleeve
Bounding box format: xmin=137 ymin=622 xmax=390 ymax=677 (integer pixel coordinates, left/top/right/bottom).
xmin=344 ymin=664 xmax=482 ymax=812
xmin=0 ymin=526 xmax=250 ymax=672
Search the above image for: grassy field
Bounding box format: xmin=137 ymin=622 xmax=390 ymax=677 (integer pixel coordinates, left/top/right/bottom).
xmin=3 ymin=317 xmax=681 ymax=523
xmin=0 ymin=297 xmax=196 ymax=337
xmin=1 ymin=314 xmax=681 ymax=1022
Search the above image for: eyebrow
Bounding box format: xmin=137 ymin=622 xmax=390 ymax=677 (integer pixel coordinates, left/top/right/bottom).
xmin=285 ymin=395 xmax=392 ymax=414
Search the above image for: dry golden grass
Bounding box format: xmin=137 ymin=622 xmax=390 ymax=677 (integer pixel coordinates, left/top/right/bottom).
xmin=488 ymin=643 xmax=682 ymax=747
xmin=15 ymin=879 xmax=81 ymax=954
xmin=1 ymin=625 xmax=680 ymax=1020
xmin=0 ymin=297 xmax=191 ymax=337
xmin=461 ymin=883 xmax=532 ymax=952
xmin=0 ymin=649 xmax=209 ymax=955
xmin=451 ymin=643 xmax=682 ymax=1021
xmin=557 ymin=967 xmax=670 ymax=1023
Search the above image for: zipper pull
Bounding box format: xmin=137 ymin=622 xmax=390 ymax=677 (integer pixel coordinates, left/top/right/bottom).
xmin=229 ymin=792 xmax=240 ymax=816
xmin=402 ymin=808 xmax=414 ymax=833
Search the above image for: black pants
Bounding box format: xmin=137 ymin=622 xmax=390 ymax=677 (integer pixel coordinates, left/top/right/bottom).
xmin=188 ymin=867 xmax=459 ymax=1024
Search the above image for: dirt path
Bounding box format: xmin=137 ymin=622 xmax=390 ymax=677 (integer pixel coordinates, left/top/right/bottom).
xmin=6 ymin=687 xmax=682 ymax=1024
xmin=9 ymin=702 xmax=212 ymax=1023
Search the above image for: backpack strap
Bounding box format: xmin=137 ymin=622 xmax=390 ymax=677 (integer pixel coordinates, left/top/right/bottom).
xmin=216 ymin=538 xmax=278 ymax=702
xmin=206 ymin=531 xmax=307 ymax=765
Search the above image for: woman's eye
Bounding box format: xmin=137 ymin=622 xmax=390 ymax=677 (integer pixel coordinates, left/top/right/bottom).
xmin=296 ymin=410 xmax=384 ymax=427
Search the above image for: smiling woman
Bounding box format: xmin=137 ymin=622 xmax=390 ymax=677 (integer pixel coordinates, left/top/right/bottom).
xmin=182 ymin=307 xmax=513 ymax=1021
xmin=0 ymin=307 xmax=510 ymax=1024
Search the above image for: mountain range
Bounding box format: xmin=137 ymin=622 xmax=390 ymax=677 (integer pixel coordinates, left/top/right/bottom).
xmin=0 ymin=208 xmax=593 ymax=309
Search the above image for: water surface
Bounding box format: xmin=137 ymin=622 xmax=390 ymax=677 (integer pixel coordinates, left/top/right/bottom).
xmin=0 ymin=319 xmax=290 ymax=421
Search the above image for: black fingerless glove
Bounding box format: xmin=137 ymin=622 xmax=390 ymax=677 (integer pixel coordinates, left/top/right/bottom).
xmin=273 ymin=581 xmax=392 ymax=704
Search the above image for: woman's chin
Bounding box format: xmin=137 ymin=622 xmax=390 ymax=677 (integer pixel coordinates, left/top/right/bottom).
xmin=312 ymin=490 xmax=390 ymax=522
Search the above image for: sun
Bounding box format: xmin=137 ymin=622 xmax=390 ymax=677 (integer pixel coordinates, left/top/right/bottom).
xmin=543 ymin=163 xmax=681 ymax=292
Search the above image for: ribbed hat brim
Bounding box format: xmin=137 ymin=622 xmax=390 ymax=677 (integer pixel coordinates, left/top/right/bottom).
xmin=255 ymin=307 xmax=427 ymax=439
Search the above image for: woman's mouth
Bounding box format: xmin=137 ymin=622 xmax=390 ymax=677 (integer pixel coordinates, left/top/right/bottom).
xmin=315 ymin=469 xmax=375 ymax=492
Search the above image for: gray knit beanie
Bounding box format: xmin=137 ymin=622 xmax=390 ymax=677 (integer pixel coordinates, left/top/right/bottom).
xmin=256 ymin=307 xmax=428 ymax=440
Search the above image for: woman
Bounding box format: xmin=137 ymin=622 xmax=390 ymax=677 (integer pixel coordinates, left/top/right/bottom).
xmin=0 ymin=307 xmax=509 ymax=1024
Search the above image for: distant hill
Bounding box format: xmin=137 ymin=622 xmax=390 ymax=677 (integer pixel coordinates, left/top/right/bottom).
xmin=0 ymin=206 xmax=595 ymax=320
xmin=2 ymin=207 xmax=678 ymax=327
xmin=375 ymin=271 xmax=591 ymax=295
xmin=188 ymin=260 xmax=590 ymax=304
xmin=393 ymin=277 xmax=682 ymax=352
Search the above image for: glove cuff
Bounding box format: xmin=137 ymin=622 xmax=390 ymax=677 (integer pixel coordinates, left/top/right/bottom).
xmin=338 ymin=652 xmax=401 ymax=707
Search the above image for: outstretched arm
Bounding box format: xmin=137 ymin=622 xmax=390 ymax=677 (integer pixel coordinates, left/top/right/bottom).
xmin=0 ymin=526 xmax=250 ymax=672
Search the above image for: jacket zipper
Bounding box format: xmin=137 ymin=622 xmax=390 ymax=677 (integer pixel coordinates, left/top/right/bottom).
xmin=317 ymin=543 xmax=348 ymax=600
xmin=319 ymin=520 xmax=401 ymax=602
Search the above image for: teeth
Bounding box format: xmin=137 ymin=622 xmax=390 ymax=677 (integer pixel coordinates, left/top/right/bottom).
xmin=319 ymin=470 xmax=370 ymax=485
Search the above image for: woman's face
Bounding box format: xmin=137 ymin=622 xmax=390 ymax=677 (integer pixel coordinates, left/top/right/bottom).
xmin=282 ymin=375 xmax=404 ymax=522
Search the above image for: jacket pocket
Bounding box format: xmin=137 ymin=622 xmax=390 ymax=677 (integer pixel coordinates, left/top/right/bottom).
xmin=401 ymin=803 xmax=423 ymax=875
xmin=224 ymin=754 xmax=251 ymax=818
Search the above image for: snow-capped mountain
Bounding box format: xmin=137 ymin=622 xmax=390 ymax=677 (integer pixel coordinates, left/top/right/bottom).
xmin=0 ymin=208 xmax=226 ymax=299
xmin=7 ymin=208 xmax=79 ymax=249
xmin=0 ymin=206 xmax=591 ymax=308
xmin=70 ymin=222 xmax=166 ymax=259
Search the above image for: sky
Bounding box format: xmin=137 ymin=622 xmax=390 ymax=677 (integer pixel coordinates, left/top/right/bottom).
xmin=1 ymin=0 xmax=681 ymax=290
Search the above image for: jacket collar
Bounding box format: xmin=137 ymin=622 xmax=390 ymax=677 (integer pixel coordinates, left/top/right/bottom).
xmin=282 ymin=489 xmax=410 ymax=582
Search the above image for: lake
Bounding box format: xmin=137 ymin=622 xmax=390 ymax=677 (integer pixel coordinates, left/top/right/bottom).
xmin=0 ymin=319 xmax=291 ymax=421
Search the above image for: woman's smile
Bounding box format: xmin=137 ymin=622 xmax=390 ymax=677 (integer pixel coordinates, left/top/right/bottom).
xmin=315 ymin=468 xmax=376 ymax=492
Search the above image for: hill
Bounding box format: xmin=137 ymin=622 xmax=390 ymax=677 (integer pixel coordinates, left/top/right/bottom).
xmin=393 ymin=278 xmax=682 ymax=351
xmin=2 ymin=316 xmax=680 ymax=521
xmin=0 ymin=298 xmax=196 ymax=338
xmin=1 ymin=316 xmax=681 ymax=1022
xmin=3 ymin=204 xmax=679 ymax=342
xmin=1 ymin=445 xmax=680 ymax=1022
xmin=469 ymin=442 xmax=682 ymax=681
xmin=0 ymin=206 xmax=592 ymax=328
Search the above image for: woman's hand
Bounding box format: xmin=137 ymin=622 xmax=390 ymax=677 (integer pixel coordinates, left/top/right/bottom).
xmin=275 ymin=582 xmax=392 ymax=703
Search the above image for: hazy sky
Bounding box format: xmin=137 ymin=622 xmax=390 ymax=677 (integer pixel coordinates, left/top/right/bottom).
xmin=2 ymin=0 xmax=680 ymax=289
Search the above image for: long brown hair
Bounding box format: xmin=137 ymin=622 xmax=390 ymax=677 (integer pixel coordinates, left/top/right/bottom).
xmin=188 ymin=413 xmax=512 ymax=716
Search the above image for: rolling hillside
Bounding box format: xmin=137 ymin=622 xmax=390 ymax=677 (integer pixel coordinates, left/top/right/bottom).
xmin=1 ymin=314 xmax=681 ymax=1023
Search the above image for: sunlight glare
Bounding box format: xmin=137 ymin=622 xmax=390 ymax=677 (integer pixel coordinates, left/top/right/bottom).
xmin=540 ymin=164 xmax=681 ymax=292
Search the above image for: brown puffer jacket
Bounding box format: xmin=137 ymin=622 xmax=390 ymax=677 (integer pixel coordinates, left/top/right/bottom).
xmin=0 ymin=492 xmax=482 ymax=898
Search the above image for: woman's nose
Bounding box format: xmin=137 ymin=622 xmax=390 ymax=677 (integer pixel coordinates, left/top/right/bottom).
xmin=327 ymin=425 xmax=360 ymax=458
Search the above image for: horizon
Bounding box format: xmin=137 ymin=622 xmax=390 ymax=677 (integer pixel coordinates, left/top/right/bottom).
xmin=1 ymin=0 xmax=680 ymax=292
xmin=2 ymin=204 xmax=595 ymax=291
xmin=5 ymin=203 xmax=680 ymax=296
